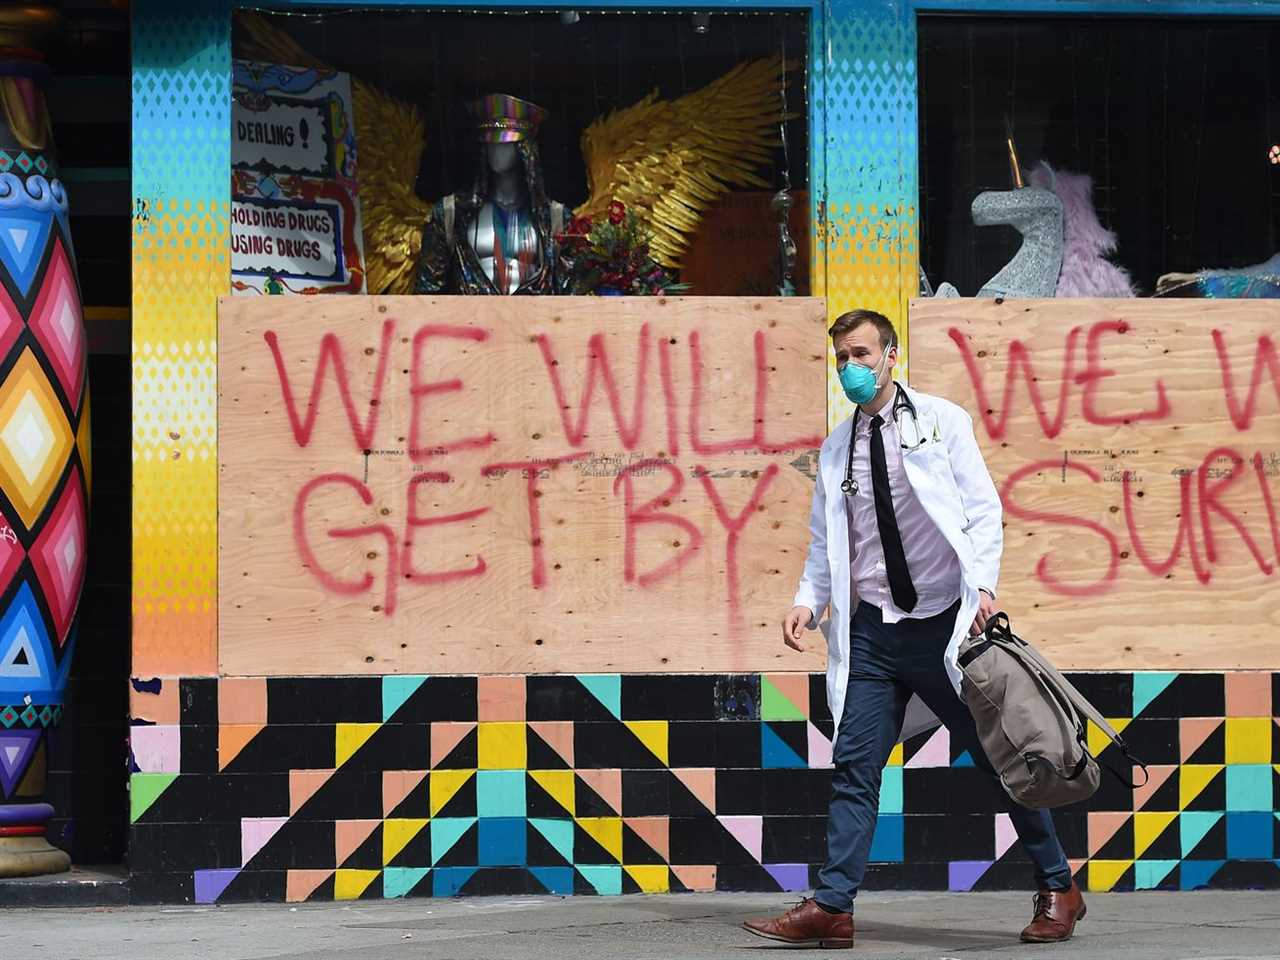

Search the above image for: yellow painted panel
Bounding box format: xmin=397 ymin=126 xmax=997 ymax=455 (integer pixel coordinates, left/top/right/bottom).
xmin=625 ymin=721 xmax=668 ymax=766
xmin=478 ymin=723 xmax=527 ymax=770
xmin=429 ymin=770 xmax=475 ymax=817
xmin=577 ymin=817 xmax=623 ymax=863
xmin=1179 ymin=765 xmax=1225 ymax=811
xmin=382 ymin=819 xmax=428 ymax=865
xmin=336 ymin=723 xmax=380 ymax=768
xmin=1087 ymin=860 xmax=1132 ymax=892
xmin=625 ymin=864 xmax=669 ymax=894
xmin=1133 ymin=812 xmax=1178 ymax=859
xmin=529 ymin=770 xmax=575 ymax=815
xmin=334 ymin=869 xmax=379 ymax=900
xmin=1225 ymin=718 xmax=1271 ymax=764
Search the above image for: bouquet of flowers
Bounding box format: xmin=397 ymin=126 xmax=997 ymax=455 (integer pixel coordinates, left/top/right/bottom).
xmin=559 ymin=200 xmax=687 ymax=296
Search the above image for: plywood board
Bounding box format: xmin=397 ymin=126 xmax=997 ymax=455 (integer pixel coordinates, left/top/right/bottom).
xmin=219 ymin=296 xmax=829 ymax=676
xmin=909 ymin=297 xmax=1280 ymax=671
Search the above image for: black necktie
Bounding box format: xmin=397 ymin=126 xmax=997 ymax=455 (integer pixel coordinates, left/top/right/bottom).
xmin=869 ymin=414 xmax=917 ymax=613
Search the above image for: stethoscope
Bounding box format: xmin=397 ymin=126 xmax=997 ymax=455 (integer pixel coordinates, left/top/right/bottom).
xmin=841 ymin=382 xmax=928 ymax=496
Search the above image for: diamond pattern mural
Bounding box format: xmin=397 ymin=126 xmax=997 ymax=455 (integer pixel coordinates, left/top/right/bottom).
xmin=819 ymin=0 xmax=919 ymax=430
xmin=0 ymin=348 xmax=74 ymax=529
xmin=0 ymin=284 xmax=23 ymax=363
xmin=0 ymin=502 xmax=25 ymax=589
xmin=0 ymin=582 xmax=60 ymax=703
xmin=131 ymin=0 xmax=229 ymax=675
xmin=125 ymin=670 xmax=1280 ymax=904
xmin=29 ymin=465 xmax=87 ymax=646
xmin=27 ymin=238 xmax=85 ymax=410
xmin=0 ymin=727 xmax=41 ymax=796
xmin=0 ymin=204 xmax=54 ymax=300
xmin=0 ymin=72 xmax=91 ymax=833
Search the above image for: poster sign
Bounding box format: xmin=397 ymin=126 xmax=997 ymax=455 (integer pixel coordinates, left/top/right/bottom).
xmin=231 ymin=60 xmax=366 ymax=294
xmin=231 ymin=180 xmax=352 ymax=285
xmin=234 ymin=99 xmax=331 ymax=175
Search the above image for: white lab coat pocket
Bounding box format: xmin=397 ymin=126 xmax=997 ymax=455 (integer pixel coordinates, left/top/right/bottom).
xmin=905 ymin=436 xmax=948 ymax=473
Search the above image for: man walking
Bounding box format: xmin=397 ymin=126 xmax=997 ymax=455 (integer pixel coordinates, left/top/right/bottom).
xmin=742 ymin=310 xmax=1085 ymax=949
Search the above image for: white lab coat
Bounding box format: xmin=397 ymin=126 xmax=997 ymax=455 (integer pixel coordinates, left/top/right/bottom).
xmin=793 ymin=383 xmax=1003 ymax=741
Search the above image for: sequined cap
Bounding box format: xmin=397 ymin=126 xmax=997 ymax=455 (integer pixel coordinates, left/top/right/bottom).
xmin=467 ymin=93 xmax=548 ymax=143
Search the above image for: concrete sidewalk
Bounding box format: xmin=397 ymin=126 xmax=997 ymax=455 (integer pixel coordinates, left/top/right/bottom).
xmin=6 ymin=890 xmax=1280 ymax=960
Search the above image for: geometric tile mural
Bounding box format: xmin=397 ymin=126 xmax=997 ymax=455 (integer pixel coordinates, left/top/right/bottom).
xmin=128 ymin=671 xmax=1280 ymax=903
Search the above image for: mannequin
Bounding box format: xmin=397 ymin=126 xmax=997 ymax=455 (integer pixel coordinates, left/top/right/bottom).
xmin=415 ymin=93 xmax=568 ymax=295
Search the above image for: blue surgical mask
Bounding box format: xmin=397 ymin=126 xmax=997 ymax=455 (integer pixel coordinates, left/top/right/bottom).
xmin=838 ymin=351 xmax=890 ymax=404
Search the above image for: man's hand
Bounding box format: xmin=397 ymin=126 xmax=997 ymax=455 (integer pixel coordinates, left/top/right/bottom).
xmin=782 ymin=605 xmax=814 ymax=651
xmin=970 ymin=589 xmax=997 ymax=637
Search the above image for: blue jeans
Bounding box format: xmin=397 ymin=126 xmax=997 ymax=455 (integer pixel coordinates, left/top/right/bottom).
xmin=814 ymin=600 xmax=1073 ymax=911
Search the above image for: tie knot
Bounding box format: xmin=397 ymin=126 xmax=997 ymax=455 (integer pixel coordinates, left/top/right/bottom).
xmin=870 ymin=414 xmax=884 ymax=429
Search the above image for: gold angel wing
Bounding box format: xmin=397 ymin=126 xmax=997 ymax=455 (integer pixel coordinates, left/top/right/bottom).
xmin=235 ymin=13 xmax=431 ymax=294
xmin=577 ymin=57 xmax=788 ymax=269
xmin=350 ymin=86 xmax=431 ymax=294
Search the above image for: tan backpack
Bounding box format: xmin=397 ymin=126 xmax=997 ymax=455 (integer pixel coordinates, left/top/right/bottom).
xmin=958 ymin=613 xmax=1147 ymax=809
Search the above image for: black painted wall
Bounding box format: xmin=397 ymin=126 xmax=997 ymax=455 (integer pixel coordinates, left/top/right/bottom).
xmin=41 ymin=1 xmax=131 ymax=866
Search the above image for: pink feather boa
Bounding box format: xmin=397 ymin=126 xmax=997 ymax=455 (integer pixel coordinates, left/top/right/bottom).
xmin=1029 ymin=161 xmax=1137 ymax=298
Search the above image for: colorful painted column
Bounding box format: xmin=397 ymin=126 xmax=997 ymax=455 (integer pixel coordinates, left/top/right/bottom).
xmin=813 ymin=0 xmax=919 ymax=430
xmin=0 ymin=6 xmax=90 ymax=878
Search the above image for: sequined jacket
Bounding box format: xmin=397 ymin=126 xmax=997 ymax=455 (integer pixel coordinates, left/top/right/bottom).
xmin=414 ymin=194 xmax=570 ymax=295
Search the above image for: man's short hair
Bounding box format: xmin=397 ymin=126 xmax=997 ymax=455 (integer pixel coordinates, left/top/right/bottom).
xmin=828 ymin=309 xmax=898 ymax=352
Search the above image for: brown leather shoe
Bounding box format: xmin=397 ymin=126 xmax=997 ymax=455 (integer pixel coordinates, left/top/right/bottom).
xmin=1020 ymin=880 xmax=1087 ymax=943
xmin=742 ymin=898 xmax=854 ymax=948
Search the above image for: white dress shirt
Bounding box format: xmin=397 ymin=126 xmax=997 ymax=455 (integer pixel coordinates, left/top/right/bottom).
xmin=845 ymin=391 xmax=962 ymax=622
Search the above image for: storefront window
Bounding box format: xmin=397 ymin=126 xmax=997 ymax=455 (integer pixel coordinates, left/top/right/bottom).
xmin=919 ymin=16 xmax=1280 ymax=299
xmin=230 ymin=7 xmax=809 ymax=297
